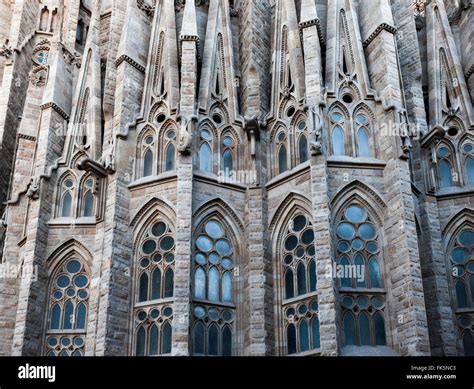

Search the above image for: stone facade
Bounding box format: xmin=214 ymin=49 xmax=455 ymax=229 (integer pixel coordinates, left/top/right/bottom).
xmin=0 ymin=0 xmax=472 ymax=357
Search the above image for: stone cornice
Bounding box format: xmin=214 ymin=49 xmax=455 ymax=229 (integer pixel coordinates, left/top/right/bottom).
xmin=40 ymin=102 xmax=70 ymax=120
xmin=17 ymin=133 xmax=36 ymax=142
xmin=363 ymin=23 xmax=398 ymax=48
xmin=114 ymin=54 xmax=146 ymax=73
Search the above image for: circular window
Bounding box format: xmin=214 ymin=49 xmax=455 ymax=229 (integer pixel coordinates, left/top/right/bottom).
xmin=194 ymin=306 xmax=205 ymax=318
xmin=195 ymin=253 xmax=207 ymax=265
xmin=438 ymin=147 xmax=450 ymax=158
xmin=284 ymin=235 xmax=298 ymax=251
xmin=140 ymin=258 xmax=150 ymax=268
xmin=342 ymin=94 xmax=353 ymax=104
xmin=160 ymin=236 xmax=175 ymax=251
xmin=212 ymin=114 xmax=223 ymax=124
xmin=292 ymin=215 xmax=307 ymax=232
xmin=222 ymin=258 xmax=233 ymax=270
xmin=337 ymin=223 xmax=356 ymax=240
xmin=216 ymin=239 xmax=232 ymax=256
xmin=345 ymin=205 xmax=367 ymax=224
xmin=142 ymin=240 xmax=157 ymax=255
xmin=205 ymin=220 xmax=224 ymax=239
xmin=223 ymin=136 xmax=234 ymax=147
xmin=447 ymin=127 xmax=459 ymax=137
xmin=145 ymin=136 xmax=154 ymax=145
xmin=65 ymin=180 xmax=74 ymax=189
xmin=208 ymin=308 xmax=219 ymax=320
xmin=156 ymin=113 xmax=166 ymax=123
xmin=286 ymin=107 xmax=296 ymax=117
xmin=278 ymin=132 xmax=286 ymax=142
xmin=166 ymin=130 xmax=176 ymax=140
xmin=152 ymin=222 xmax=167 ymax=237
xmin=66 ymin=260 xmax=81 ymax=274
xmin=298 ymin=121 xmax=306 ymax=130
xmin=464 ymin=144 xmax=473 ymax=154
xmin=74 ymin=275 xmax=88 ymax=288
xmin=57 ymin=275 xmax=70 ymax=288
xmin=196 ymin=236 xmax=213 ymax=252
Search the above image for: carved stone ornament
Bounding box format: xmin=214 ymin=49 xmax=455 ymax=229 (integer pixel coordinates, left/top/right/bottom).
xmin=177 ymin=115 xmax=198 ymax=155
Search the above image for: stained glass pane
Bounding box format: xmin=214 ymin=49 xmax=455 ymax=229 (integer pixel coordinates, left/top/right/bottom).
xmin=151 ymin=268 xmax=161 ymax=300
xmin=299 ymin=320 xmax=309 ymax=352
xmin=439 ymin=160 xmax=453 ymax=188
xmin=285 ymin=269 xmax=294 ymax=299
xmin=359 ymin=313 xmax=371 ymax=346
xmin=208 ymin=324 xmax=219 ymax=356
xmin=309 ymin=260 xmax=317 ymax=292
xmin=340 ymin=257 xmax=351 ymax=288
xmin=359 ymin=223 xmax=376 ymax=240
xmin=143 ymin=149 xmax=153 ymax=177
xmin=332 ymin=126 xmax=345 ymax=156
xmin=297 ymin=262 xmax=307 ymax=296
xmin=287 ymin=324 xmax=297 ymax=355
xmin=223 ymin=150 xmax=233 ymax=172
xmin=459 ymin=230 xmax=474 ymax=247
xmin=337 ymin=223 xmax=355 ymax=240
xmin=357 ymin=128 xmax=370 ymax=157
xmin=222 ymin=272 xmax=233 ymax=303
xmin=345 ymin=205 xmax=366 ymax=223
xmin=205 ymin=221 xmax=223 ymax=239
xmin=463 ymin=331 xmax=474 ymax=356
xmin=299 ymin=135 xmax=308 ymax=163
xmin=466 ymin=158 xmax=474 ymax=185
xmin=164 ymin=268 xmax=174 ymax=298
xmin=50 ymin=304 xmax=61 ymax=329
xmin=63 ymin=301 xmax=74 ymax=329
xmin=83 ymin=192 xmax=94 ymax=217
xmin=139 ymin=273 xmax=148 ymax=302
xmin=208 ymin=267 xmax=219 ymax=301
xmin=76 ymin=303 xmax=86 ymax=329
xmin=354 ymin=254 xmax=366 ymax=288
xmin=456 ymin=281 xmax=468 ymax=308
xmin=374 ymin=312 xmax=386 ymax=346
xmin=369 ymin=257 xmax=382 ymax=288
xmin=162 ymin=322 xmax=172 ymax=354
xmin=165 ymin=144 xmax=176 ymax=171
xmin=136 ymin=327 xmax=146 ymax=356
xmin=278 ymin=145 xmax=288 ymax=174
xmin=62 ymin=192 xmax=72 ymax=217
xmin=222 ymin=326 xmax=232 ymax=356
xmin=67 ymin=260 xmax=81 ymax=274
xmin=343 ymin=313 xmax=356 ymax=345
xmin=199 ymin=143 xmax=212 ymax=172
xmin=194 ymin=268 xmax=206 ymax=299
xmin=149 ymin=324 xmax=159 ymax=356
xmin=311 ymin=317 xmax=320 ymax=349
xmin=293 ymin=215 xmax=306 ymax=232
xmin=194 ymin=322 xmax=205 ymax=355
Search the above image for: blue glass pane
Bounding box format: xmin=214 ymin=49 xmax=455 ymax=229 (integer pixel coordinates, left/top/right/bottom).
xmin=136 ymin=327 xmax=146 ymax=356
xmin=357 ymin=128 xmax=370 ymax=157
xmin=337 ymin=223 xmax=355 ymax=240
xmin=299 ymin=135 xmax=308 ymax=163
xmin=83 ymin=192 xmax=94 ymax=217
xmin=299 ymin=320 xmax=309 ymax=352
xmin=278 ymin=146 xmax=288 ymax=174
xmin=76 ymin=303 xmax=87 ymax=329
xmin=74 ymin=275 xmax=88 ymax=288
xmin=143 ymin=149 xmax=153 ymax=177
xmin=293 ymin=215 xmax=307 ymax=232
xmin=456 ymin=281 xmax=468 ymax=308
xmin=164 ymin=268 xmax=174 ymax=298
xmin=297 ymin=263 xmax=307 ymax=296
xmin=309 ymin=260 xmax=317 ymax=292
xmin=302 ymin=229 xmax=315 ymax=245
xmin=374 ymin=312 xmax=386 ymax=346
xmin=208 ymin=324 xmax=219 ymax=356
xmin=208 ymin=267 xmax=219 ymax=301
xmin=216 ymin=240 xmax=232 ymax=256
xmin=149 ymin=324 xmax=159 ymax=356
xmin=63 ymin=301 xmax=74 ymax=330
xmin=50 ymin=304 xmax=61 ymax=329
xmin=285 ymin=269 xmax=294 ymax=299
xmin=194 ymin=322 xmax=205 ymax=355
xmin=354 ymin=254 xmax=366 ymax=288
xmin=165 ymin=144 xmax=176 ymax=171
xmin=67 ymin=260 xmax=81 ymax=274
xmin=222 ymin=326 xmax=232 ymax=356
xmin=199 ymin=143 xmax=212 ymax=172
xmin=205 ymin=221 xmax=224 ymax=239
xmin=162 ymin=322 xmax=172 ymax=354
xmin=369 ymin=257 xmax=382 ymax=288
xmin=459 ymin=230 xmax=474 ymax=247
xmin=62 ymin=192 xmax=72 ymax=217
xmin=285 ymin=235 xmax=298 ymax=251
xmin=222 ymin=272 xmax=233 ymax=303
xmin=311 ymin=317 xmax=320 ymax=349
xmin=340 ymin=257 xmax=351 ymax=288
xmin=223 ymin=150 xmax=233 ymax=173
xmin=439 ymin=160 xmax=453 ymax=188
xmin=196 ymin=236 xmax=213 ymax=252
xmin=359 ymin=313 xmax=371 ymax=346
xmin=194 ymin=268 xmax=206 ymax=299
xmin=332 ymin=126 xmax=345 ymax=156
xmin=343 ymin=313 xmax=356 ymax=345
xmin=359 ymin=223 xmax=376 ymax=240
xmin=345 ymin=205 xmax=366 ymax=223
xmin=287 ymin=324 xmax=297 ymax=355
xmin=139 ymin=273 xmax=148 ymax=302
xmin=466 ymin=158 xmax=474 ymax=185
xmin=471 ymin=276 xmax=474 ymax=306
xmin=151 ymin=268 xmax=161 ymax=300
xmin=452 ymin=248 xmax=469 ymax=264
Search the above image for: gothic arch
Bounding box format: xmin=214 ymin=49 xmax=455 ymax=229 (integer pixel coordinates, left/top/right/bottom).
xmin=442 ymin=208 xmax=474 ymax=244
xmin=47 ymin=238 xmax=93 ymax=272
xmin=270 ymin=191 xmax=312 ymax=237
xmin=330 ymin=180 xmax=387 ymax=226
xmin=130 ymin=197 xmax=176 ymax=235
xmin=328 ymin=100 xmax=351 ymax=119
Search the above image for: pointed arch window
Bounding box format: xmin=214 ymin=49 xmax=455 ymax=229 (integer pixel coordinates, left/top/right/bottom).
xmin=199 ymin=129 xmax=213 ymax=173
xmin=276 ymin=131 xmax=288 ymax=175
xmin=437 ymin=145 xmax=455 ymax=189
xmin=80 ymin=177 xmax=95 ymax=218
xmin=45 ymin=258 xmax=90 ymax=356
xmin=133 ymin=218 xmax=175 ymax=355
xmin=330 ymin=111 xmax=346 ymax=156
xmin=462 ymin=143 xmax=474 ymax=186
xmin=296 ymin=120 xmax=309 ymax=165
xmin=221 ymin=133 xmax=236 ymax=176
xmin=140 ymin=131 xmax=156 ymax=178
xmin=59 ymin=177 xmax=76 ymax=218
xmin=336 ymin=203 xmax=387 ymax=347
xmin=162 ymin=128 xmax=177 ymax=172
xmin=448 ymin=228 xmax=474 ymax=355
xmin=192 ymin=219 xmax=235 ymax=356
xmin=281 ymin=213 xmax=320 ymax=355
xmin=355 ymin=113 xmax=372 ymax=157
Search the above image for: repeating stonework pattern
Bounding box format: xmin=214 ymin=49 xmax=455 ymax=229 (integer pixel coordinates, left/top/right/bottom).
xmin=0 ymin=0 xmax=472 ymax=357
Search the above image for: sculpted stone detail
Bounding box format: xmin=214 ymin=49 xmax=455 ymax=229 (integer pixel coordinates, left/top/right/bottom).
xmin=176 ymin=115 xmax=197 ymax=155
